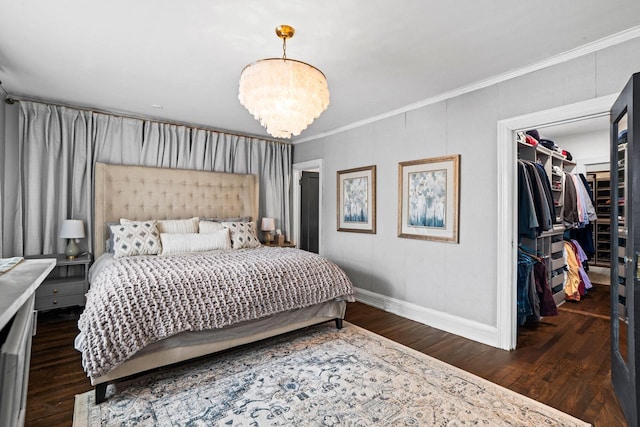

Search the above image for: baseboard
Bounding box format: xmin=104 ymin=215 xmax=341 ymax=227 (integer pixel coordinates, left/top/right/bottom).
xmin=354 ymin=287 xmax=500 ymax=349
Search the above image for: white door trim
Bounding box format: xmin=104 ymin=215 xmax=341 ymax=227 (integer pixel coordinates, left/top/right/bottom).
xmin=496 ymin=94 xmax=618 ymax=350
xmin=292 ymin=159 xmax=323 ymax=255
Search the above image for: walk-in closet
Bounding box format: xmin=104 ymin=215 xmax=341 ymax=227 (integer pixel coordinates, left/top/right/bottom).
xmin=515 ymin=114 xmax=618 ymax=340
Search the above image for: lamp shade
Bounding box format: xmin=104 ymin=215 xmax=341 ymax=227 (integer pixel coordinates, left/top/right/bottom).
xmin=238 ymin=25 xmax=330 ymax=139
xmin=239 ymin=58 xmax=330 ymax=139
xmin=59 ymin=219 xmax=85 ymax=239
xmin=261 ymin=217 xmax=276 ymax=232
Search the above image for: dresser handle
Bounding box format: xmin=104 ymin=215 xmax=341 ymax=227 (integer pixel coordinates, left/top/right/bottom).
xmin=53 ymin=300 xmax=58 ymax=305
xmin=53 ymin=288 xmax=59 ymax=294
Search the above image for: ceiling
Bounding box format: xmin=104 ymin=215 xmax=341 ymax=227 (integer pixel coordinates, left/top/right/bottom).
xmin=1 ymin=1 xmax=640 ymax=143
xmin=538 ymin=115 xmax=610 ymax=140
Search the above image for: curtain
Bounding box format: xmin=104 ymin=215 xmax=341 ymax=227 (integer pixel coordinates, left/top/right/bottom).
xmin=2 ymin=101 xmax=291 ymax=257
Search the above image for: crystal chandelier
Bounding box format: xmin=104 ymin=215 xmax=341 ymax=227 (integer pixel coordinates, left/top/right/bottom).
xmin=238 ymin=25 xmax=330 ymax=139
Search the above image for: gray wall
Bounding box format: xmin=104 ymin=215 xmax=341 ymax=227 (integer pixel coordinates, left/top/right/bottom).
xmin=293 ymin=37 xmax=640 ymax=335
xmin=1 ymin=100 xmax=20 ymax=256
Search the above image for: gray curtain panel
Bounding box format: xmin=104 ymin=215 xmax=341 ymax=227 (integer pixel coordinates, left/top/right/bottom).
xmin=2 ymin=101 xmax=291 ymax=257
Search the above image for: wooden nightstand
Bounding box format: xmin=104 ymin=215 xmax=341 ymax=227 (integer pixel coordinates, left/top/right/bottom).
xmin=25 ymin=253 xmax=92 ymax=311
xmin=266 ymin=241 xmax=297 ymax=248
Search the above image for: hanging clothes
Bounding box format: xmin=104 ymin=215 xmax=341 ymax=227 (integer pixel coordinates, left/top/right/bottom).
xmin=533 ymin=261 xmax=558 ymax=317
xmin=564 ymin=240 xmax=588 ymax=301
xmin=534 ymin=163 xmax=557 ymax=224
xmin=571 ymin=239 xmax=593 ymax=291
xmin=562 ymin=171 xmax=597 ymax=229
xmin=562 ymin=173 xmax=579 ymax=227
xmin=518 ymin=160 xmax=553 ymax=237
xmin=518 ymin=161 xmax=539 ymax=238
xmin=517 ymin=251 xmax=536 ymax=325
xmin=517 ymin=248 xmax=558 ymax=324
xmin=524 ymin=161 xmax=553 ymax=232
xmin=570 ymin=174 xmax=596 ymax=257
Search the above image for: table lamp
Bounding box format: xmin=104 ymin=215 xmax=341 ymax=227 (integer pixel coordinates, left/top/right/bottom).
xmin=59 ymin=219 xmax=85 ymax=259
xmin=261 ymin=217 xmax=276 ymax=244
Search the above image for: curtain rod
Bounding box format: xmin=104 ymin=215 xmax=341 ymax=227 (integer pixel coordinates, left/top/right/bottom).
xmin=3 ymin=94 xmax=290 ymax=145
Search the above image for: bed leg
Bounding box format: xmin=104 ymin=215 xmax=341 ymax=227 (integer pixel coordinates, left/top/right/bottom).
xmin=335 ymin=318 xmax=343 ymax=329
xmin=95 ymin=383 xmax=107 ymax=404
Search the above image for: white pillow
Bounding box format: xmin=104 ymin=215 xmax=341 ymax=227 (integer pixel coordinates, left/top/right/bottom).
xmin=160 ymin=230 xmax=231 ymax=255
xmin=221 ymin=221 xmax=261 ymax=249
xmin=199 ymin=220 xmax=225 ymax=233
xmin=111 ymin=221 xmax=162 ymax=258
xmin=121 ymin=217 xmax=199 ymax=234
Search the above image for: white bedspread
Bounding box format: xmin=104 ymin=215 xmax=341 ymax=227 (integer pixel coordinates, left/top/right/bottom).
xmin=78 ymin=247 xmax=354 ymax=379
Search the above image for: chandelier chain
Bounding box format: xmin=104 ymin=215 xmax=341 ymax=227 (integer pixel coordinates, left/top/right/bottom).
xmin=282 ymin=38 xmax=287 ymax=60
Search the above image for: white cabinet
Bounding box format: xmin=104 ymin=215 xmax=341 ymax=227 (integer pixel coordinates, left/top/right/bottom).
xmin=0 ymin=259 xmax=55 ymax=427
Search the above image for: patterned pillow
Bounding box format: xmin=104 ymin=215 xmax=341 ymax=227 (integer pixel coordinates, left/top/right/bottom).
xmin=221 ymin=221 xmax=261 ymax=249
xmin=110 ymin=221 xmax=162 ymax=258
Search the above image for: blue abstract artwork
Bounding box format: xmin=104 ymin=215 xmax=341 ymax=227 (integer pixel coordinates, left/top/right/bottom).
xmin=343 ymin=177 xmax=369 ymax=223
xmin=408 ymin=170 xmax=446 ymax=228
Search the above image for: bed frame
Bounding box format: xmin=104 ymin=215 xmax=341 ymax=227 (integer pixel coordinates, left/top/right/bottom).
xmin=90 ymin=162 xmax=345 ymax=403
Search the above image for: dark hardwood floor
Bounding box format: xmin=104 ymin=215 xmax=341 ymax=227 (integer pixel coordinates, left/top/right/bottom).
xmin=26 ymin=284 xmax=624 ymax=426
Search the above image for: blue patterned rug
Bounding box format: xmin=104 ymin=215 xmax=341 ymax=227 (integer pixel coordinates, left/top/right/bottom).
xmin=73 ymin=322 xmax=589 ymax=426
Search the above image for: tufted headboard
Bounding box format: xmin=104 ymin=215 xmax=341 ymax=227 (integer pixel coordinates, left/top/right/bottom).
xmin=93 ymin=162 xmax=259 ymax=258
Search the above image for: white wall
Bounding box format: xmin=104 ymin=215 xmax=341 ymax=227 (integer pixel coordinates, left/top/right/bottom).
xmin=293 ymin=36 xmax=640 ymax=345
xmin=551 ymin=129 xmax=610 ymax=173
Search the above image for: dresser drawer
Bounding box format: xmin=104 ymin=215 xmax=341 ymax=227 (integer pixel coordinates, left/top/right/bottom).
xmin=35 ymin=294 xmax=86 ymax=311
xmin=35 ymin=278 xmax=86 ymax=298
xmin=551 ymin=240 xmax=564 ymax=254
xmin=35 ymin=278 xmax=87 ymax=310
xmin=550 ymin=257 xmax=565 ymax=272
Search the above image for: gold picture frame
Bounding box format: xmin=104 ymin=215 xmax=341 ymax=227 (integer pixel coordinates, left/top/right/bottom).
xmin=398 ymin=155 xmax=460 ymax=242
xmin=337 ymin=165 xmax=376 ymax=234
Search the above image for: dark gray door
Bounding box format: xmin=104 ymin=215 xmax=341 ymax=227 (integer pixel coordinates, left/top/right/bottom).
xmin=610 ymin=72 xmax=639 ymax=426
xmin=300 ymin=171 xmax=319 ymax=253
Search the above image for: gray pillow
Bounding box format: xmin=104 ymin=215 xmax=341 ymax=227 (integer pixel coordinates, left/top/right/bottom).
xmin=202 ymin=216 xmax=251 ymax=223
xmin=105 ymin=221 xmax=119 ymax=253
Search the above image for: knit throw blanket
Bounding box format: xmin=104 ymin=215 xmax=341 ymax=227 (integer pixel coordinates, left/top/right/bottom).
xmin=78 ymin=247 xmax=355 ymax=379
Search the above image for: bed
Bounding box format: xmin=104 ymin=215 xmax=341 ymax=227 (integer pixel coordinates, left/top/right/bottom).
xmin=77 ymin=162 xmax=354 ymax=403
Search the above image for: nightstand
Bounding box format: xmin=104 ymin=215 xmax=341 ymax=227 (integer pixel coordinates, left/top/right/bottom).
xmin=25 ymin=253 xmax=92 ymax=311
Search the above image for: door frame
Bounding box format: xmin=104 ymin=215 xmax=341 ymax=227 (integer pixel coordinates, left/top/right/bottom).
xmin=496 ymin=94 xmax=618 ymax=350
xmin=292 ymin=159 xmax=323 ymax=255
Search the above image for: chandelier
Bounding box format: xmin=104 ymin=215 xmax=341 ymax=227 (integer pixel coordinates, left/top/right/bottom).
xmin=238 ymin=25 xmax=330 ymax=139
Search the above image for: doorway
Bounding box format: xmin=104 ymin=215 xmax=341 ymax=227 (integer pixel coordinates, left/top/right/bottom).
xmin=300 ymin=171 xmax=320 ymax=253
xmin=292 ymin=159 xmax=323 ymax=255
xmin=496 ymin=94 xmax=618 ymax=350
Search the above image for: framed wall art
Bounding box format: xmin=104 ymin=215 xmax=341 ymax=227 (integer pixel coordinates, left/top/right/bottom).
xmin=337 ymin=165 xmax=376 ymax=233
xmin=398 ymin=155 xmax=459 ymax=243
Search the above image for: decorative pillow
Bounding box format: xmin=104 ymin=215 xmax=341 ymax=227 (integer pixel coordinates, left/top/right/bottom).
xmin=120 ymin=217 xmax=199 ymax=234
xmin=160 ymin=230 xmax=231 ymax=255
xmin=221 ymin=221 xmax=261 ymax=249
xmin=110 ymin=221 xmax=162 ymax=258
xmin=199 ymin=220 xmax=225 ymax=233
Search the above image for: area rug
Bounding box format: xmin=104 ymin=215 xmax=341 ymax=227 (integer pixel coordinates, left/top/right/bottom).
xmin=73 ymin=322 xmax=590 ymax=426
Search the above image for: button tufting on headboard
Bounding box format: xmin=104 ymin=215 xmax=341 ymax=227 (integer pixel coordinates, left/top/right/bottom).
xmin=94 ymin=163 xmax=259 ymax=258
